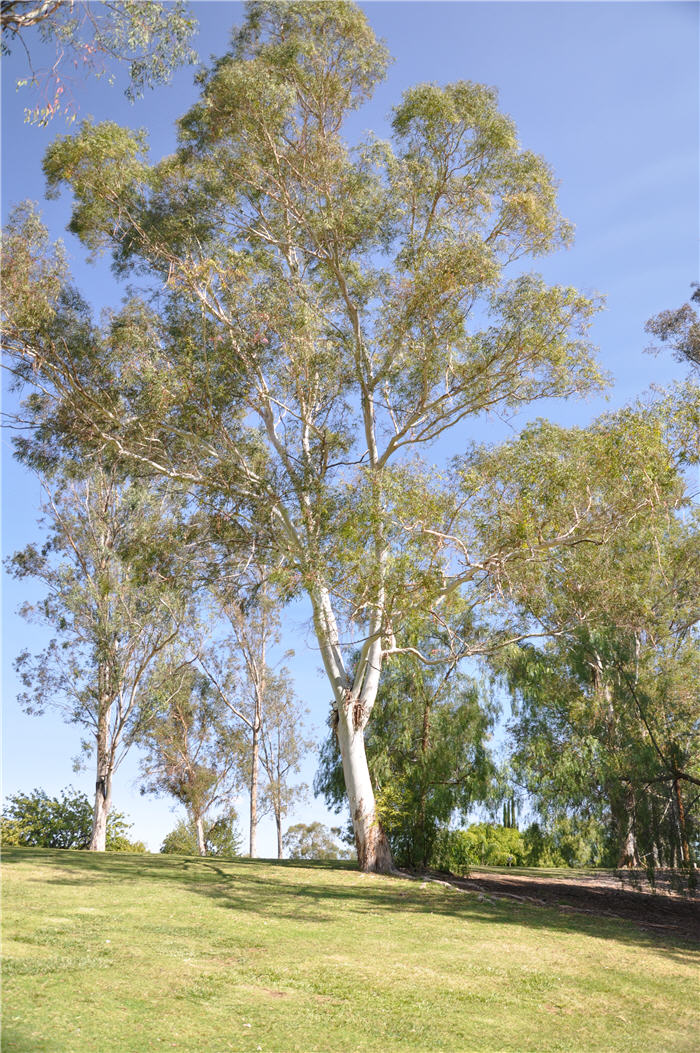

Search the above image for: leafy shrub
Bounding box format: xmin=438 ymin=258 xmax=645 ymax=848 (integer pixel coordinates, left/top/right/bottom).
xmin=1 ymin=787 xmax=144 ymax=851
xmin=160 ymin=810 xmax=241 ymax=857
xmin=431 ymin=823 xmax=528 ymax=873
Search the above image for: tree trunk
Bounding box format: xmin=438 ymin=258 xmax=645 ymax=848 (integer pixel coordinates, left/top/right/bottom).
xmin=311 ymin=579 xmax=393 ymax=873
xmin=617 ymin=787 xmax=640 ymax=868
xmin=673 ymin=778 xmax=691 ymax=868
xmin=276 ymin=810 xmax=283 ymax=860
xmin=90 ymin=708 xmax=113 ymax=851
xmin=335 ymin=696 xmax=393 ymax=873
xmin=195 ymin=814 xmax=206 ymax=856
xmin=90 ymin=772 xmax=112 ymax=851
xmin=249 ymin=720 xmax=260 ymax=857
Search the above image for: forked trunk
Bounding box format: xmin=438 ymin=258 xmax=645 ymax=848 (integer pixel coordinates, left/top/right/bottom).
xmin=335 ymin=696 xmax=393 ymax=873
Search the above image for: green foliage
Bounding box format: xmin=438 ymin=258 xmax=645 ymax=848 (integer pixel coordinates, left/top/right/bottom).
xmin=431 ymin=824 xmax=528 ymax=873
xmin=283 ymin=822 xmax=354 ymax=861
xmin=1 ymin=787 xmax=143 ymax=851
xmin=160 ymin=811 xmax=242 ymax=857
xmin=502 ymin=796 xmax=517 ymax=829
xmin=6 ymin=0 xmax=694 ymax=870
xmin=315 ymin=638 xmax=497 ymax=868
xmin=645 ymin=283 xmax=700 ymax=372
xmin=138 ymin=666 xmax=244 ymax=846
xmin=428 ymin=817 xmax=614 ymax=872
xmin=2 ymin=0 xmax=197 ymax=125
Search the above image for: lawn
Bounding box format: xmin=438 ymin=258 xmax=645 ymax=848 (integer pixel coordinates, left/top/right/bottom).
xmin=2 ymin=848 xmax=698 ymax=1052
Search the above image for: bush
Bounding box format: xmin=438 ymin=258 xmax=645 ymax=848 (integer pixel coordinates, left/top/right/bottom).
xmin=1 ymin=787 xmax=144 ymax=851
xmin=160 ymin=810 xmax=242 ymax=857
xmin=431 ymin=823 xmax=528 ymax=873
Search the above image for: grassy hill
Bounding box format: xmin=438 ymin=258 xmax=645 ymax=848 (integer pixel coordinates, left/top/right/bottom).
xmin=2 ymin=849 xmax=698 ymax=1052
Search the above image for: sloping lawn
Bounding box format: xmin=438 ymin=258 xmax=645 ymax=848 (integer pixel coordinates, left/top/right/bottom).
xmin=2 ymin=849 xmax=698 ymax=1052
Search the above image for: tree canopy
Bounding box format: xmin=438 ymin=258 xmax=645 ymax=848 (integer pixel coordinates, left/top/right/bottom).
xmin=3 ymin=0 xmax=698 ymax=871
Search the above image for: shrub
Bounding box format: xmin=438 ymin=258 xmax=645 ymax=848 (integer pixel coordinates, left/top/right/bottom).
xmin=1 ymin=787 xmax=144 ymax=851
xmin=160 ymin=810 xmax=242 ymax=857
xmin=430 ymin=823 xmax=528 ymax=873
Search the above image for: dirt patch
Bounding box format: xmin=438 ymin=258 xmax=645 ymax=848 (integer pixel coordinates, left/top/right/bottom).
xmin=421 ymin=868 xmax=700 ymax=943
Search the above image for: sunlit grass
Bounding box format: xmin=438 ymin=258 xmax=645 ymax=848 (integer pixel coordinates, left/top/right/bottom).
xmin=2 ymin=849 xmax=698 ymax=1052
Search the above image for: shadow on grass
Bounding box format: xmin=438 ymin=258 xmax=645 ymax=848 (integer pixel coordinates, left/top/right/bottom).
xmin=4 ymin=848 xmax=698 ymax=966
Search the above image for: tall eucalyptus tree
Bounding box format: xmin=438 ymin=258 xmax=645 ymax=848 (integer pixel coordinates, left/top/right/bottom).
xmin=3 ymin=2 xmax=685 ymax=869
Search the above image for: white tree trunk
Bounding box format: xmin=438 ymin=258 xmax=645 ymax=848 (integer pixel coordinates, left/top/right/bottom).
xmin=249 ymin=721 xmax=259 ymax=858
xmin=335 ymin=695 xmax=393 ymax=873
xmin=90 ymin=771 xmax=112 ymax=851
xmin=90 ymin=709 xmax=113 ymax=851
xmin=195 ymin=814 xmax=206 ymax=856
xmin=618 ymin=789 xmax=640 ymax=868
xmin=311 ymin=581 xmax=393 ymax=873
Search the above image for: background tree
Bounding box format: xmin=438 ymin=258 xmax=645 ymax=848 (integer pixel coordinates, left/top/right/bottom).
xmin=159 ymin=809 xmax=242 ymax=857
xmin=6 ymin=466 xmax=191 ymax=850
xmin=1 ymin=786 xmax=145 ymax=851
xmin=4 ymin=1 xmax=684 ymax=871
xmin=258 ymin=675 xmax=311 ymax=859
xmin=645 ymin=284 xmax=700 ymax=372
xmin=492 ymin=411 xmax=699 ymax=873
xmin=1 ymin=0 xmax=197 ymax=125
xmin=200 ymin=566 xmax=306 ymax=859
xmin=283 ymin=821 xmax=354 ymax=862
xmin=137 ymin=664 xmax=244 ymax=856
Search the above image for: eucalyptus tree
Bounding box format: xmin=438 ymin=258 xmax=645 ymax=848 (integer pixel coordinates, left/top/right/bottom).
xmin=199 ymin=566 xmax=309 ymax=859
xmin=258 ymin=678 xmax=311 ymax=859
xmin=2 ymin=0 xmax=197 ymax=125
xmin=3 ymin=2 xmax=684 ymax=869
xmin=6 ymin=466 xmax=192 ymax=850
xmin=137 ymin=665 xmax=244 ymax=856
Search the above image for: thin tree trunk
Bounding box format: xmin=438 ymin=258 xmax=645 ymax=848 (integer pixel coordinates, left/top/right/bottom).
xmin=276 ymin=810 xmax=283 ymax=860
xmin=417 ymin=697 xmax=432 ymax=867
xmin=249 ymin=719 xmax=259 ymax=857
xmin=90 ymin=705 xmax=113 ymax=851
xmin=673 ymin=778 xmax=691 ymax=867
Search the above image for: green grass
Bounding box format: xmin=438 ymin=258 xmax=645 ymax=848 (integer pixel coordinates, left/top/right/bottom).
xmin=2 ymin=849 xmax=698 ymax=1052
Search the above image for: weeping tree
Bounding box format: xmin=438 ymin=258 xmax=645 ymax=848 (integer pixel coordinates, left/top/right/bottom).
xmin=492 ymin=411 xmax=699 ymax=873
xmin=3 ymin=1 xmax=684 ymax=870
xmin=6 ymin=466 xmax=191 ymax=850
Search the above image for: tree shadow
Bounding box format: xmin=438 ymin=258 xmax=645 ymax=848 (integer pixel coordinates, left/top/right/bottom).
xmin=4 ymin=848 xmax=698 ymax=968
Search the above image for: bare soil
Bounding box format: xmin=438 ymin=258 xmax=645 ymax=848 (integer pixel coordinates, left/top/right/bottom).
xmin=423 ymin=867 xmax=700 ymax=943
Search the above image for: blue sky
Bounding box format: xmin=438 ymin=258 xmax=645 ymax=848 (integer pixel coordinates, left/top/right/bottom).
xmin=2 ymin=1 xmax=698 ymax=853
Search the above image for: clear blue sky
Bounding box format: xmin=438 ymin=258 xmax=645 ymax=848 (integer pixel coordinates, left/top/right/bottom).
xmin=2 ymin=1 xmax=698 ymax=853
